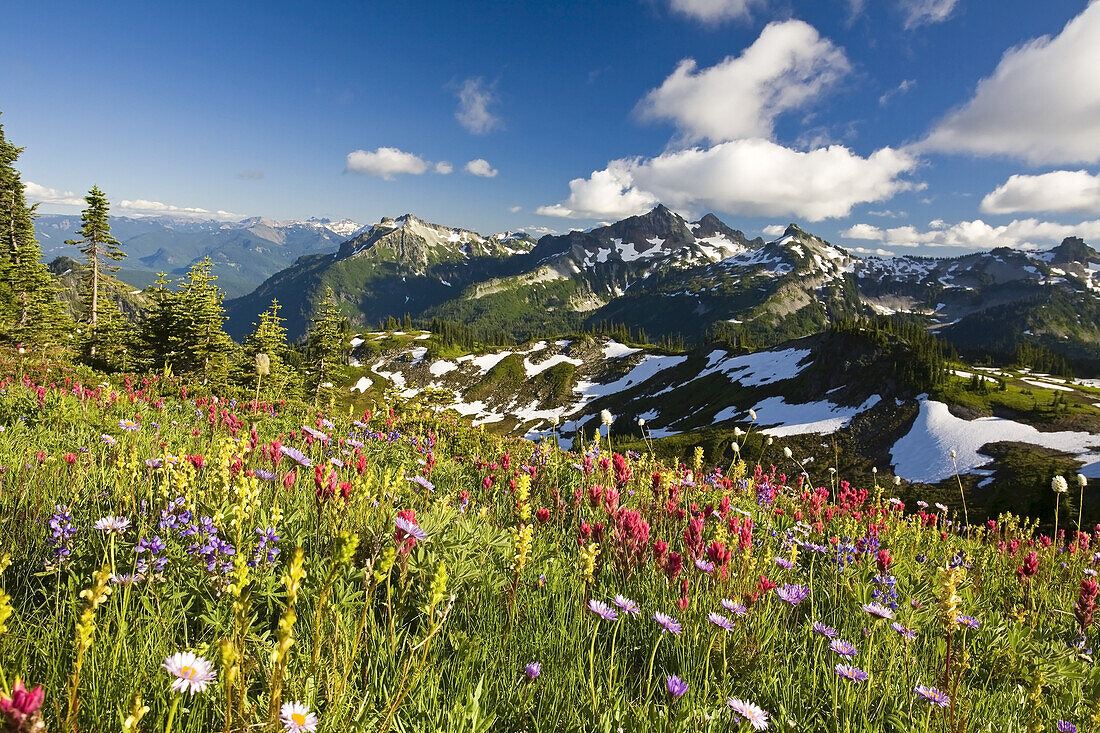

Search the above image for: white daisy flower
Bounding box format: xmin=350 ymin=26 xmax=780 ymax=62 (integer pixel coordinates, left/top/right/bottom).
xmin=280 ymin=701 xmax=319 ymax=732
xmin=94 ymin=516 xmax=131 ymax=534
xmin=162 ymin=651 xmax=217 ymax=695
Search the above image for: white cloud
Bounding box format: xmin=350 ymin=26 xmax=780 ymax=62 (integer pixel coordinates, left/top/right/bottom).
xmin=666 ymin=0 xmax=765 ymax=22
xmin=899 ymin=0 xmax=960 ymax=29
xmin=455 ymin=77 xmax=502 ymax=135
xmin=537 ymin=139 xmax=918 ymax=222
xmin=841 ymin=217 xmax=1100 ymax=251
xmin=509 ymin=205 xmax=522 ymax=213
xmin=980 ymin=170 xmax=1100 ymax=215
xmin=762 ymin=224 xmax=786 ymax=236
xmin=24 ymin=182 xmax=85 ymax=207
xmin=345 ymin=147 xmax=429 ymax=179
xmin=434 ymin=161 xmax=453 ymax=175
xmin=922 ymin=3 xmax=1100 ymax=164
xmin=878 ymin=79 xmax=915 ymax=106
xmin=636 ymin=20 xmax=850 ymax=144
xmin=465 ymin=158 xmax=499 ymax=178
xmin=849 ymin=246 xmax=897 ymax=256
xmin=116 ymin=199 xmax=242 ymax=221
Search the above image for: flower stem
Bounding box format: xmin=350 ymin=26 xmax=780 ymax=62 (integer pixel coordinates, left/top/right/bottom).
xmin=164 ymin=696 xmax=181 ymax=733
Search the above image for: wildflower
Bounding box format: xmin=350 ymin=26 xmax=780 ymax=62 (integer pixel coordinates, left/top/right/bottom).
xmin=101 ymin=434 xmax=118 ymax=446
xmin=776 ymin=584 xmax=810 ymax=606
xmin=163 ymin=651 xmax=217 ymax=694
xmin=601 ymin=410 xmax=614 ymax=426
xmin=280 ymin=701 xmax=319 ymax=732
xmin=525 ymin=662 xmax=541 ymax=680
xmin=934 ymin=502 xmax=948 ymax=512
xmin=708 ymin=612 xmax=735 ymax=632
xmin=955 ymin=614 xmax=979 ymax=629
xmin=862 ymin=602 xmax=894 ymax=620
xmin=891 ymin=622 xmax=917 ymax=640
xmin=93 ymin=516 xmax=131 ymax=534
xmin=1017 ymin=551 xmax=1040 ymax=583
xmin=588 ymin=599 xmax=619 ymax=621
xmin=726 ymin=697 xmax=768 ymax=730
xmin=1078 ymin=474 xmax=1088 ymax=488
xmin=812 ymin=622 xmax=837 ymax=638
xmin=694 ymin=557 xmax=715 ymax=573
xmin=721 ymin=599 xmax=748 ymax=617
xmin=278 ymin=445 xmax=312 ymax=467
xmin=830 ymin=639 xmax=858 ymax=657
xmin=394 ymin=515 xmax=427 ymax=542
xmin=834 ymin=664 xmax=868 ymax=682
xmin=1074 ymin=578 xmax=1097 ymax=631
xmin=1057 ymin=722 xmax=1078 ymax=733
xmin=0 ymin=679 xmax=44 ymax=729
xmin=666 ymin=675 xmax=688 ymax=698
xmin=118 ymin=419 xmax=139 ymax=432
xmin=775 ymin=557 xmax=794 ymax=569
xmin=783 ymin=447 xmax=793 ymax=459
xmin=613 ymin=595 xmax=641 ymax=616
xmin=653 ymin=611 xmax=682 ymax=635
xmin=914 ymin=685 xmax=950 ymax=708
xmin=1052 ymin=476 xmax=1069 ymax=493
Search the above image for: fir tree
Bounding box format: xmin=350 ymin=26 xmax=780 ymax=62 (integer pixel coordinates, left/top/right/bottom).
xmin=173 ymin=258 xmax=236 ymax=385
xmin=138 ymin=272 xmax=180 ymax=373
xmin=242 ymin=299 xmax=299 ymax=399
xmin=0 ymin=113 xmax=71 ymax=347
xmin=65 ymin=186 xmax=125 ymax=357
xmin=307 ymin=287 xmax=347 ymax=405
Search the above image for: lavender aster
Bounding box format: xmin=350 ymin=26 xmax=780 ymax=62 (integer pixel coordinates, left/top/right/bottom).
xmin=775 ymin=584 xmax=810 ymax=605
xmin=835 ymin=664 xmax=868 ymax=682
xmin=587 ymin=599 xmax=619 ymax=621
xmin=830 ymin=639 xmax=858 ymax=657
xmin=525 ymin=662 xmax=541 ymax=680
xmin=665 ymin=675 xmax=688 ymax=698
xmin=653 ymin=612 xmax=682 ymax=635
xmin=613 ymin=595 xmax=640 ymax=616
xmin=726 ymin=698 xmax=769 ymax=730
xmin=812 ymin=621 xmax=838 ymax=638
xmin=721 ymin=599 xmax=748 ymax=617
xmin=914 ymin=685 xmax=950 ymax=708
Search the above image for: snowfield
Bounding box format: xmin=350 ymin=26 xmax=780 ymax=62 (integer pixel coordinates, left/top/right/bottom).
xmin=891 ymin=398 xmax=1100 ymax=483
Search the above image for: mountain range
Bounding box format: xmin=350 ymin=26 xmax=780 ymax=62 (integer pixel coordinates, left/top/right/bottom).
xmin=33 ymin=214 xmax=366 ymax=298
xmin=219 ymin=205 xmax=1100 ymax=374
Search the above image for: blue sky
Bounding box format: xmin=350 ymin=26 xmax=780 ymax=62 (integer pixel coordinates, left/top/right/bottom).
xmin=4 ymin=0 xmax=1100 ymax=257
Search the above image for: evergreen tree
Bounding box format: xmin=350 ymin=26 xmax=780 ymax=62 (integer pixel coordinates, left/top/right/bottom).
xmin=65 ymin=186 xmax=125 ymax=357
xmin=138 ymin=272 xmax=180 ymax=372
xmin=0 ymin=113 xmax=71 ymax=347
xmin=173 ymin=258 xmax=236 ymax=385
xmin=242 ymin=299 xmax=299 ymax=399
xmin=307 ymin=287 xmax=347 ymax=405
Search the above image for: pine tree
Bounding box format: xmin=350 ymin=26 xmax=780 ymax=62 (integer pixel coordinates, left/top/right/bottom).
xmin=173 ymin=258 xmax=236 ymax=385
xmin=138 ymin=272 xmax=180 ymax=373
xmin=0 ymin=113 xmax=71 ymax=347
xmin=242 ymin=299 xmax=299 ymax=399
xmin=65 ymin=186 xmax=125 ymax=357
xmin=307 ymin=287 xmax=347 ymax=405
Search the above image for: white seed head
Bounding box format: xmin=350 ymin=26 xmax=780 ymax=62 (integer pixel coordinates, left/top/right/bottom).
xmin=748 ymin=409 xmax=757 ymax=421
xmin=1052 ymin=475 xmax=1069 ymax=494
xmin=600 ymin=409 xmax=614 ymax=426
xmin=783 ymin=447 xmax=793 ymax=459
xmin=872 ymin=467 xmax=878 ymax=474
xmin=1077 ymin=474 xmax=1087 ymax=489
xmin=950 ymin=449 xmax=957 ymax=459
xmin=637 ymin=417 xmax=645 ymax=427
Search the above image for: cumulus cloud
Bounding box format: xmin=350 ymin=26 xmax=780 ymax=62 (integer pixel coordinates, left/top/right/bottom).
xmin=23 ymin=182 xmax=85 ymax=207
xmin=899 ymin=0 xmax=959 ymax=29
xmin=637 ymin=20 xmax=850 ymax=144
xmin=509 ymin=205 xmax=522 ymax=213
xmin=465 ymin=158 xmax=499 ymax=178
xmin=980 ymin=170 xmax=1100 ymax=215
xmin=666 ymin=0 xmax=765 ymax=22
xmin=116 ymin=199 xmax=242 ymax=221
xmin=455 ymin=77 xmax=502 ymax=135
xmin=921 ymin=3 xmax=1100 ymax=164
xmin=762 ymin=224 xmax=787 ymax=236
xmin=345 ymin=147 xmax=429 ymax=179
xmin=434 ymin=161 xmax=454 ymax=175
xmin=537 ymin=139 xmax=918 ymax=222
xmin=841 ymin=217 xmax=1100 ymax=251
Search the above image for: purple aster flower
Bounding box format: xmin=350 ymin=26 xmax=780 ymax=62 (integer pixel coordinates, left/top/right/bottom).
xmin=613 ymin=595 xmax=640 ymax=616
xmin=118 ymin=419 xmax=139 ymax=432
xmin=862 ymin=602 xmax=894 ymax=620
xmin=665 ymin=675 xmax=688 ymax=699
xmin=835 ymin=664 xmax=868 ymax=682
xmin=695 ymin=557 xmax=715 ymax=573
xmin=278 ymin=445 xmax=312 ymax=467
xmin=653 ymin=612 xmax=682 ymax=635
xmin=914 ymin=685 xmax=950 ymax=708
xmin=408 ymin=475 xmax=435 ymax=492
xmin=891 ymin=622 xmax=917 ymax=640
xmin=707 ymin=612 xmax=735 ymax=632
xmin=956 ymin=615 xmax=979 ymax=629
xmin=101 ymin=434 xmax=117 ymax=446
xmin=1058 ymin=723 xmax=1078 ymax=733
xmin=776 ymin=584 xmax=810 ymax=605
xmin=812 ymin=622 xmax=838 ymax=638
xmin=588 ymin=599 xmax=619 ymax=621
xmin=254 ymin=469 xmax=277 ymax=482
xmin=301 ymin=425 xmax=330 ymax=442
xmin=525 ymin=662 xmax=541 ymax=680
xmin=775 ymin=557 xmax=794 ymax=569
xmin=721 ymin=599 xmax=748 ymax=617
xmin=830 ymin=639 xmax=858 ymax=657
xmin=394 ymin=516 xmax=427 ymax=542
xmin=726 ymin=698 xmax=769 ymax=730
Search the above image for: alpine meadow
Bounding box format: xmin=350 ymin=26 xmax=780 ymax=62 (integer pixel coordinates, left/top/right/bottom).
xmin=3 ymin=1 xmax=1100 ymax=731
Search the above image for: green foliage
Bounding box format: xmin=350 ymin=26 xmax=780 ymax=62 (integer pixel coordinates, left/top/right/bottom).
xmin=241 ymin=299 xmax=301 ymax=400
xmin=64 ymin=186 xmax=126 ymax=359
xmin=307 ymin=286 xmax=349 ymax=405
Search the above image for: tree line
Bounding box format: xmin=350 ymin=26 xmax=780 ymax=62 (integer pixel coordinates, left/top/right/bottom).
xmin=0 ymin=116 xmax=349 ymax=404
